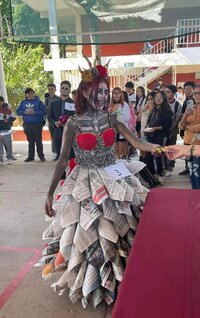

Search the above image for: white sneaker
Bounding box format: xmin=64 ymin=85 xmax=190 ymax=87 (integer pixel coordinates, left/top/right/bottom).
xmin=156 ymin=175 xmax=165 ymax=184
xmin=165 ymin=171 xmax=173 ymax=177
xmin=6 ymin=159 xmax=12 ymax=165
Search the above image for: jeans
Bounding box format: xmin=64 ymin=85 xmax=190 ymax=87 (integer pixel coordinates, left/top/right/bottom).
xmin=188 ymin=156 xmax=200 ymax=189
xmin=0 ymin=133 xmax=13 ymax=161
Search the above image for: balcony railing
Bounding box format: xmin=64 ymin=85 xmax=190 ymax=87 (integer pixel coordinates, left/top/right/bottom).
xmin=63 ymin=18 xmax=200 ymax=91
xmin=142 ymin=18 xmax=200 ymax=55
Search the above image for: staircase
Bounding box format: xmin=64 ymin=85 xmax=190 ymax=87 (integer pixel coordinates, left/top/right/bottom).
xmin=130 ymin=18 xmax=200 ymax=89
xmin=134 ymin=66 xmax=172 ymax=87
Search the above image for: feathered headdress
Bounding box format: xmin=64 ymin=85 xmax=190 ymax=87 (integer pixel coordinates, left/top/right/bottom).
xmin=79 ymin=53 xmax=111 ymax=82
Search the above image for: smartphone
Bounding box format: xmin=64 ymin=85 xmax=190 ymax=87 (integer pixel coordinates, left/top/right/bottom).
xmin=186 ymin=99 xmax=194 ymax=110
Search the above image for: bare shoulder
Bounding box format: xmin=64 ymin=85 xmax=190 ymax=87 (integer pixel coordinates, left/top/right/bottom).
xmin=64 ymin=116 xmax=79 ymax=135
xmin=66 ymin=116 xmax=76 ymax=128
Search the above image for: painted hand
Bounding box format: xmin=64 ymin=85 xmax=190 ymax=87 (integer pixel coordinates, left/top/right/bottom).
xmin=44 ymin=194 xmax=56 ymax=218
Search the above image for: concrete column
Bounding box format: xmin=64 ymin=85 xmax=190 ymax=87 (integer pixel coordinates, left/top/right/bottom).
xmin=0 ymin=51 xmax=8 ymax=102
xmin=0 ymin=10 xmax=8 ymax=102
xmin=48 ymin=0 xmax=61 ymax=90
xmin=75 ymin=15 xmax=82 ymax=56
xmin=172 ymin=66 xmax=177 ymax=85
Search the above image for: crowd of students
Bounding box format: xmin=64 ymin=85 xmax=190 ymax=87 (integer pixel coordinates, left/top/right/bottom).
xmin=120 ymin=80 xmax=200 ymax=189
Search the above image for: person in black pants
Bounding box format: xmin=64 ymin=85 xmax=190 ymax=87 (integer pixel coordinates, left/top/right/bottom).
xmin=44 ymin=84 xmax=59 ymax=157
xmin=144 ymin=91 xmax=173 ymax=178
xmin=17 ymin=88 xmax=46 ymax=162
xmin=179 ymin=81 xmax=195 ymax=175
xmin=48 ymin=80 xmax=75 ymax=162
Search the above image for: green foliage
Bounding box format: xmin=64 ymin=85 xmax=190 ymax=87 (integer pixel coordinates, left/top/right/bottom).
xmin=1 ymin=41 xmax=53 ymax=110
xmin=0 ymin=0 xmax=12 ymax=36
xmin=11 ymin=0 xmax=49 ymax=37
xmin=1 ymin=0 xmax=49 ymax=43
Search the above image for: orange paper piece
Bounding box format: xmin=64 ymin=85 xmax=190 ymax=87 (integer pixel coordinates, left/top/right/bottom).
xmin=54 ymin=251 xmax=65 ymax=267
xmin=42 ymin=262 xmax=54 ymax=276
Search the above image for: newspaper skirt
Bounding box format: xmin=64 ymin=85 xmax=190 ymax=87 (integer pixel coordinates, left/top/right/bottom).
xmin=40 ymin=160 xmax=148 ymax=308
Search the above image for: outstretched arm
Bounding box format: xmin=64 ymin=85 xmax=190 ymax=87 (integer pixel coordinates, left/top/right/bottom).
xmin=45 ymin=118 xmax=76 ymax=217
xmin=164 ymin=144 xmax=200 ymax=160
xmin=110 ymin=113 xmax=160 ymax=153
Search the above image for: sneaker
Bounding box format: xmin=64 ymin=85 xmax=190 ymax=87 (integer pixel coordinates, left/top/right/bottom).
xmin=6 ymin=159 xmax=12 ymax=165
xmin=53 ymin=156 xmax=59 ymax=161
xmin=52 ymin=152 xmax=57 ymax=159
xmin=155 ymin=174 xmax=165 ymax=184
xmin=40 ymin=157 xmax=46 ymax=162
xmin=11 ymin=156 xmax=17 ymax=161
xmin=24 ymin=157 xmax=35 ymax=162
xmin=0 ymin=160 xmax=3 ymax=165
xmin=165 ymin=171 xmax=173 ymax=177
xmin=179 ymin=169 xmax=189 ymax=176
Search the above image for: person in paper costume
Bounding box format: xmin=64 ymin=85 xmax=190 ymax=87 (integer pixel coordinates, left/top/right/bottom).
xmin=41 ymin=60 xmax=162 ymax=308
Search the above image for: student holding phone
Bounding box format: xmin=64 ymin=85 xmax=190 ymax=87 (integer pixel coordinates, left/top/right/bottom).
xmin=178 ymin=84 xmax=200 ymax=188
xmin=186 ymin=99 xmax=194 ymax=110
xmin=179 ymin=81 xmax=195 ymax=175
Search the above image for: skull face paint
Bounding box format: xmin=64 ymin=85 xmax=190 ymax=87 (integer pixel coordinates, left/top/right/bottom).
xmin=86 ymin=81 xmax=109 ymax=111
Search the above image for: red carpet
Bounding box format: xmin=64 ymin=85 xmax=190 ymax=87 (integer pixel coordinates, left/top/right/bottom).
xmin=113 ymin=188 xmax=200 ymax=318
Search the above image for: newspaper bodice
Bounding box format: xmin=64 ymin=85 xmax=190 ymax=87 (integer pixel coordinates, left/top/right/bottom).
xmin=72 ymin=112 xmax=116 ymax=168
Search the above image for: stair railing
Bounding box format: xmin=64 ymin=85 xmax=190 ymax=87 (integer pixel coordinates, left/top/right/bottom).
xmin=143 ymin=18 xmax=200 ymax=55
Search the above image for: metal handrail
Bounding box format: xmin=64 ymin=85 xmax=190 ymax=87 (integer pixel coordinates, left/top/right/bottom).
xmin=133 ymin=18 xmax=200 ymax=86
xmin=142 ymin=18 xmax=200 ymax=55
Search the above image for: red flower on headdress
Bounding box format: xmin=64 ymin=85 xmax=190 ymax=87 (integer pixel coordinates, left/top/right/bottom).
xmin=96 ymin=65 xmax=108 ymax=77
